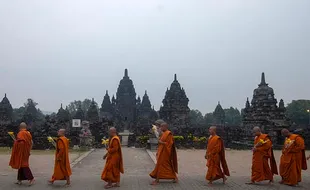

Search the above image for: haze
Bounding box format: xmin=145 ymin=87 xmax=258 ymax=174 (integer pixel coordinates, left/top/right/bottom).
xmin=0 ymin=0 xmax=309 ymax=114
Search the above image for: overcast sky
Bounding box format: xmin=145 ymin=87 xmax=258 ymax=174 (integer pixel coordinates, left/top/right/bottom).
xmin=0 ymin=0 xmax=309 ymax=114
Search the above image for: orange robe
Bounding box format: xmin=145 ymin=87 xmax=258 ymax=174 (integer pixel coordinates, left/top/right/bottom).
xmin=251 ymin=134 xmax=278 ymax=182
xmin=51 ymin=136 xmax=72 ymax=181
xmin=206 ymin=135 xmax=230 ymax=181
xmin=9 ymin=129 xmax=32 ymax=169
xmin=150 ymin=130 xmax=178 ymax=180
xmin=280 ymin=134 xmax=307 ymax=186
xmin=101 ymin=136 xmax=124 ymax=183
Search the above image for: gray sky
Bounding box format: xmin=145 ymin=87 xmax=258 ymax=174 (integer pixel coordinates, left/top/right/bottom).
xmin=0 ymin=0 xmax=309 ymax=114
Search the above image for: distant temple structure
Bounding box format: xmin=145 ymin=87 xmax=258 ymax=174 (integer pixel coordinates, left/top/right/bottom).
xmin=242 ymin=72 xmax=290 ymax=144
xmin=99 ymin=69 xmax=158 ymax=132
xmin=159 ymin=74 xmax=190 ymax=131
xmin=0 ymin=94 xmax=13 ymax=124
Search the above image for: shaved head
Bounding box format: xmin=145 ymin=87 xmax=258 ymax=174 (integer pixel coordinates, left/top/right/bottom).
xmin=19 ymin=122 xmax=27 ymax=129
xmin=209 ymin=126 xmax=217 ymax=135
xmin=281 ymin=128 xmax=290 ymax=137
xmin=109 ymin=127 xmax=117 ymax=137
xmin=109 ymin=127 xmax=116 ymax=133
xmin=154 ymin=119 xmax=165 ymax=126
xmin=160 ymin=122 xmax=168 ymax=132
xmin=57 ymin=128 xmax=66 ymax=136
xmin=253 ymin=127 xmax=261 ymax=132
xmin=253 ymin=126 xmax=261 ymax=136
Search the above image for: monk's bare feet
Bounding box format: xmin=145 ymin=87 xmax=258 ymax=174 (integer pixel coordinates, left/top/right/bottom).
xmin=150 ymin=180 xmax=159 ymax=185
xmin=223 ymin=177 xmax=227 ymax=184
xmin=268 ymin=180 xmax=273 ymax=185
xmin=173 ymin=178 xmax=178 ymax=183
xmin=64 ymin=183 xmax=71 ymax=188
xmin=112 ymin=183 xmax=120 ymax=187
xmin=15 ymin=181 xmax=22 ymax=185
xmin=208 ymin=181 xmax=213 ymax=186
xmin=104 ymin=183 xmax=113 ymax=189
xmin=28 ymin=179 xmax=35 ymax=186
xmin=47 ymin=180 xmax=54 ymax=185
xmin=245 ymin=181 xmax=255 ymax=185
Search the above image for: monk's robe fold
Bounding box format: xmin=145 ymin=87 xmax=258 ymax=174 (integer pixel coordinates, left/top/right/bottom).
xmin=101 ymin=136 xmax=124 ymax=183
xmin=150 ymin=130 xmax=178 ymax=180
xmin=251 ymin=134 xmax=278 ymax=182
xmin=51 ymin=137 xmax=72 ymax=180
xmin=206 ymin=135 xmax=230 ymax=181
xmin=280 ymin=134 xmax=307 ymax=186
xmin=9 ymin=129 xmax=32 ymax=169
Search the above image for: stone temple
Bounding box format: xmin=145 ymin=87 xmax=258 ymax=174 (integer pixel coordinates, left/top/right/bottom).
xmin=242 ymin=72 xmax=290 ymax=144
xmin=100 ymin=69 xmax=158 ymax=133
xmin=159 ymin=74 xmax=190 ymax=132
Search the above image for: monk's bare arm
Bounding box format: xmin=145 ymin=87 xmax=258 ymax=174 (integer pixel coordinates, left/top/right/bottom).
xmin=108 ymin=139 xmax=119 ymax=154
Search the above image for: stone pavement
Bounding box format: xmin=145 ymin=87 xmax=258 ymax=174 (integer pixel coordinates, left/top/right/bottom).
xmin=0 ymin=148 xmax=309 ymax=190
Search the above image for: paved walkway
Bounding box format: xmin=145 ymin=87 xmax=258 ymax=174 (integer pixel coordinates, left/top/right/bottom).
xmin=1 ymin=148 xmax=309 ymax=189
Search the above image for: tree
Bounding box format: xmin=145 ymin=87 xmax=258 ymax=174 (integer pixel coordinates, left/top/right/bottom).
xmin=204 ymin=112 xmax=214 ymax=125
xmin=286 ymin=100 xmax=310 ymax=125
xmin=13 ymin=107 xmax=26 ymax=121
xmin=22 ymin=99 xmax=38 ymax=124
xmin=189 ymin=109 xmax=204 ymax=127
xmin=67 ymin=99 xmax=97 ymax=117
xmin=224 ymin=107 xmax=242 ymax=125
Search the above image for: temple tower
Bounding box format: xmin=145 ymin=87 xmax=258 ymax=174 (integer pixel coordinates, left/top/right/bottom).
xmin=242 ymin=72 xmax=290 ymax=144
xmin=100 ymin=91 xmax=114 ymax=120
xmin=159 ymin=74 xmax=190 ymax=130
xmin=213 ymin=102 xmax=225 ymax=125
xmin=0 ymin=94 xmax=13 ymax=123
xmin=115 ymin=69 xmax=137 ymax=125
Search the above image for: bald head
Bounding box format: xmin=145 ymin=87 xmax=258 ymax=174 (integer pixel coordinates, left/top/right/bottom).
xmin=109 ymin=127 xmax=117 ymax=137
xmin=160 ymin=122 xmax=168 ymax=132
xmin=19 ymin=122 xmax=27 ymax=130
xmin=209 ymin=126 xmax=217 ymax=136
xmin=154 ymin=119 xmax=165 ymax=127
xmin=281 ymin=128 xmax=290 ymax=137
xmin=253 ymin=127 xmax=261 ymax=136
xmin=57 ymin=129 xmax=66 ymax=137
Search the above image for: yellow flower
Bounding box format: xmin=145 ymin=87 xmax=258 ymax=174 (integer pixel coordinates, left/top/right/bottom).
xmin=102 ymin=139 xmax=109 ymax=145
xmin=8 ymin=132 xmax=14 ymax=135
xmin=285 ymin=138 xmax=292 ymax=144
xmin=47 ymin=136 xmax=54 ymax=142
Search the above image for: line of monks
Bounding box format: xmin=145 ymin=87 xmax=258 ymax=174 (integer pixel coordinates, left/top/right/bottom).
xmin=9 ymin=121 xmax=310 ymax=189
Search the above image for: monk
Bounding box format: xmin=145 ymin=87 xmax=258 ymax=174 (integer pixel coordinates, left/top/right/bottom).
xmin=48 ymin=129 xmax=72 ymax=187
xmin=101 ymin=127 xmax=124 ymax=189
xmin=150 ymin=122 xmax=178 ymax=185
xmin=154 ymin=119 xmax=165 ymax=138
xmin=9 ymin=122 xmax=35 ymax=186
xmin=279 ymin=129 xmax=307 ymax=186
xmin=205 ymin=126 xmax=230 ymax=185
xmin=246 ymin=127 xmax=278 ymax=185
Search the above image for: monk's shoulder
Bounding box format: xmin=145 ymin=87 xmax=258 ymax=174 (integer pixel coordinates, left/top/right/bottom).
xmin=260 ymin=134 xmax=269 ymax=139
xmin=215 ymin=135 xmax=221 ymax=140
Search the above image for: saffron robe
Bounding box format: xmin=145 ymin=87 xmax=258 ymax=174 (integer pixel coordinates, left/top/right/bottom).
xmin=251 ymin=134 xmax=278 ymax=182
xmin=9 ymin=129 xmax=32 ymax=169
xmin=280 ymin=134 xmax=307 ymax=186
xmin=206 ymin=135 xmax=230 ymax=181
xmin=101 ymin=136 xmax=124 ymax=183
xmin=150 ymin=130 xmax=178 ymax=180
xmin=51 ymin=136 xmax=72 ymax=180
